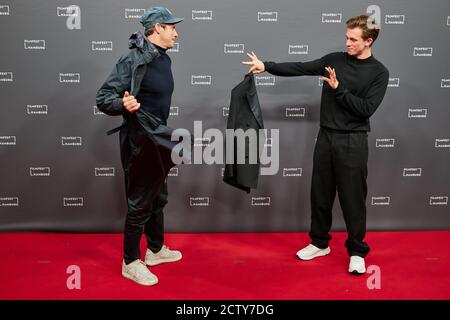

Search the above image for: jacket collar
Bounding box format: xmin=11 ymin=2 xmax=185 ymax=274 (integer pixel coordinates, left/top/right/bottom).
xmin=128 ymin=31 xmax=160 ymax=64
xmin=244 ymin=74 xmax=264 ymax=129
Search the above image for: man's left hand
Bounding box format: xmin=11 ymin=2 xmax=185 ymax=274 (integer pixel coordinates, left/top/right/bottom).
xmin=323 ymin=66 xmax=339 ymax=90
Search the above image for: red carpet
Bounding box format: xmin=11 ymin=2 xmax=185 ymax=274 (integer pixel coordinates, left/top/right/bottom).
xmin=0 ymin=232 xmax=449 ymax=300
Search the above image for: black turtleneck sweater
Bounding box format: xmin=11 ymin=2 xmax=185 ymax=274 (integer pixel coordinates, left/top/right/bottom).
xmin=137 ymin=43 xmax=174 ymax=124
xmin=264 ymin=52 xmax=389 ymax=132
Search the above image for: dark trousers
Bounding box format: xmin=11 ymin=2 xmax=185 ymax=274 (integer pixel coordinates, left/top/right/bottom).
xmin=122 ymin=137 xmax=169 ymax=264
xmin=123 ymin=180 xmax=168 ymax=264
xmin=309 ymin=127 xmax=370 ymax=257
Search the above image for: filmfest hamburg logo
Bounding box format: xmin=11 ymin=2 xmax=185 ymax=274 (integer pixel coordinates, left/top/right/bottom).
xmin=435 ymin=139 xmax=450 ymax=148
xmin=61 ymin=136 xmax=82 ymax=146
xmin=0 ymin=5 xmax=10 ymax=15
xmin=27 ymin=105 xmax=48 ymax=115
xmin=385 ymin=14 xmax=405 ymax=24
xmin=0 ymin=197 xmax=19 ymax=206
xmin=321 ymin=13 xmax=342 ymax=23
xmin=191 ymin=75 xmax=212 ymax=85
xmin=441 ymin=79 xmax=450 ymax=88
xmin=192 ymin=10 xmax=213 ymax=20
xmin=190 ymin=197 xmax=209 ymax=206
xmin=24 ymin=40 xmax=46 ymax=50
xmin=194 ymin=137 xmax=211 ymax=147
xmin=403 ymin=168 xmax=422 ymax=177
xmin=257 ymin=12 xmax=278 ymax=22
xmin=170 ymin=106 xmax=179 ymax=116
xmin=125 ymin=8 xmax=145 ymax=19
xmin=376 ymin=139 xmax=395 ymax=148
xmin=283 ymin=168 xmax=302 ymax=177
xmin=384 ymin=14 xmax=405 ymax=24
xmin=30 ymin=167 xmax=51 ymax=177
xmin=224 ymin=44 xmax=245 ymax=54
xmin=0 ymin=72 xmax=13 ymax=82
xmin=59 ymin=73 xmax=80 ymax=83
xmin=430 ymin=196 xmax=448 ymax=206
xmin=95 ymin=168 xmax=115 ymax=177
xmin=57 ymin=6 xmax=79 ymax=17
xmin=408 ymin=108 xmax=427 ymax=118
xmin=222 ymin=107 xmax=229 ymax=117
xmin=0 ymin=136 xmax=16 ymax=145
xmin=92 ymin=41 xmax=113 ymax=51
xmin=413 ymin=47 xmax=433 ymax=57
xmin=446 ymin=16 xmax=450 ymax=26
xmin=285 ymin=107 xmax=306 ymax=118
xmin=255 ymin=76 xmax=275 ymax=86
xmin=371 ymin=196 xmax=390 ymax=206
xmin=63 ymin=197 xmax=83 ymax=207
xmin=288 ymin=45 xmax=308 ymax=55
xmin=388 ymin=78 xmax=400 ymax=87
xmin=251 ymin=197 xmax=271 ymax=206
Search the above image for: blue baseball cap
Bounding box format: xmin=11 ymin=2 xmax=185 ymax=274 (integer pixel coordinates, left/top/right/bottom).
xmin=140 ymin=6 xmax=184 ymax=30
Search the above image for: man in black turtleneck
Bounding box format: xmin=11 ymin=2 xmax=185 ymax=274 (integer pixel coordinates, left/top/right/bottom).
xmin=243 ymin=15 xmax=389 ymax=274
xmin=97 ymin=7 xmax=184 ymax=286
xmin=136 ymin=42 xmax=174 ymax=125
xmin=120 ymin=7 xmax=183 ymax=286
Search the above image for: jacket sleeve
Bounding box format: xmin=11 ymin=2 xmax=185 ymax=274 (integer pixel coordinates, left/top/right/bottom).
xmin=334 ymin=69 xmax=389 ymax=119
xmin=263 ymin=57 xmax=326 ymax=77
xmin=95 ymin=55 xmax=132 ymax=116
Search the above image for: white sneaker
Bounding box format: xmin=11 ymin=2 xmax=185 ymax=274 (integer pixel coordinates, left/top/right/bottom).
xmin=296 ymin=244 xmax=331 ymax=260
xmin=348 ymin=256 xmax=366 ymax=274
xmin=145 ymin=245 xmax=182 ymax=266
xmin=122 ymin=259 xmax=158 ymax=286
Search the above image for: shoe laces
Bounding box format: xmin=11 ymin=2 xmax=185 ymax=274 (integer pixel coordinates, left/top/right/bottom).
xmin=133 ymin=260 xmax=150 ymax=276
xmin=159 ymin=245 xmax=171 ymax=253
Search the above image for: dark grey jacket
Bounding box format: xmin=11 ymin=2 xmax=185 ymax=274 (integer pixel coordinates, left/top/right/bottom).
xmin=96 ymin=31 xmax=182 ymax=180
xmin=96 ymin=31 xmax=161 ymax=116
xmin=223 ymin=74 xmax=265 ymax=193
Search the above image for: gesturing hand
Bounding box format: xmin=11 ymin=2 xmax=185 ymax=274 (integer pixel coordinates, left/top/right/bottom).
xmin=241 ymin=52 xmax=265 ymax=74
xmin=323 ymin=66 xmax=339 ymax=90
xmin=122 ymin=91 xmax=140 ymax=113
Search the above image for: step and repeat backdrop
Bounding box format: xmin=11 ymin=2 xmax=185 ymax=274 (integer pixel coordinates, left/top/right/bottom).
xmin=0 ymin=0 xmax=449 ymax=232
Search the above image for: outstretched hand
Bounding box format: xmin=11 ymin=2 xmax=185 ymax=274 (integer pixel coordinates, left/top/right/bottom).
xmin=241 ymin=52 xmax=265 ymax=74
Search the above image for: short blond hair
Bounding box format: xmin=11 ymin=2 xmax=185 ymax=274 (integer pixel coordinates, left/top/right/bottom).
xmin=346 ymin=15 xmax=380 ymax=46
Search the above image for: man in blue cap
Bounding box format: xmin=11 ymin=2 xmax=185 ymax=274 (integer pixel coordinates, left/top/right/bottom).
xmin=96 ymin=7 xmax=184 ymax=286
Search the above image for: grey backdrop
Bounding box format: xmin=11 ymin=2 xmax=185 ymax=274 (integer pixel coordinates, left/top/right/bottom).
xmin=0 ymin=0 xmax=449 ymax=232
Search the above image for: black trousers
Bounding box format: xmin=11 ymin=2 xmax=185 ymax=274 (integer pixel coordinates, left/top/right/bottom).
xmin=309 ymin=127 xmax=370 ymax=257
xmin=122 ymin=137 xmax=169 ymax=264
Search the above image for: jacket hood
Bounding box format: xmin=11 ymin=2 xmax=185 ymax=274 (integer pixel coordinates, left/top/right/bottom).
xmin=128 ymin=31 xmax=148 ymax=50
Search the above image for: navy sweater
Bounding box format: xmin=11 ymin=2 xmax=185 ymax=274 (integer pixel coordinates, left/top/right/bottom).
xmin=137 ymin=43 xmax=174 ymax=124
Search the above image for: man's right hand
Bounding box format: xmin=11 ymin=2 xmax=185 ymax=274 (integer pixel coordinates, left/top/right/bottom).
xmin=122 ymin=91 xmax=140 ymax=113
xmin=241 ymin=52 xmax=265 ymax=74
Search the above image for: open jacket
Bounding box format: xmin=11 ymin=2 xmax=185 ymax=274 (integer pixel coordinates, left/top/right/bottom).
xmin=96 ymin=31 xmax=184 ymax=181
xmin=223 ymin=73 xmax=265 ymax=193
